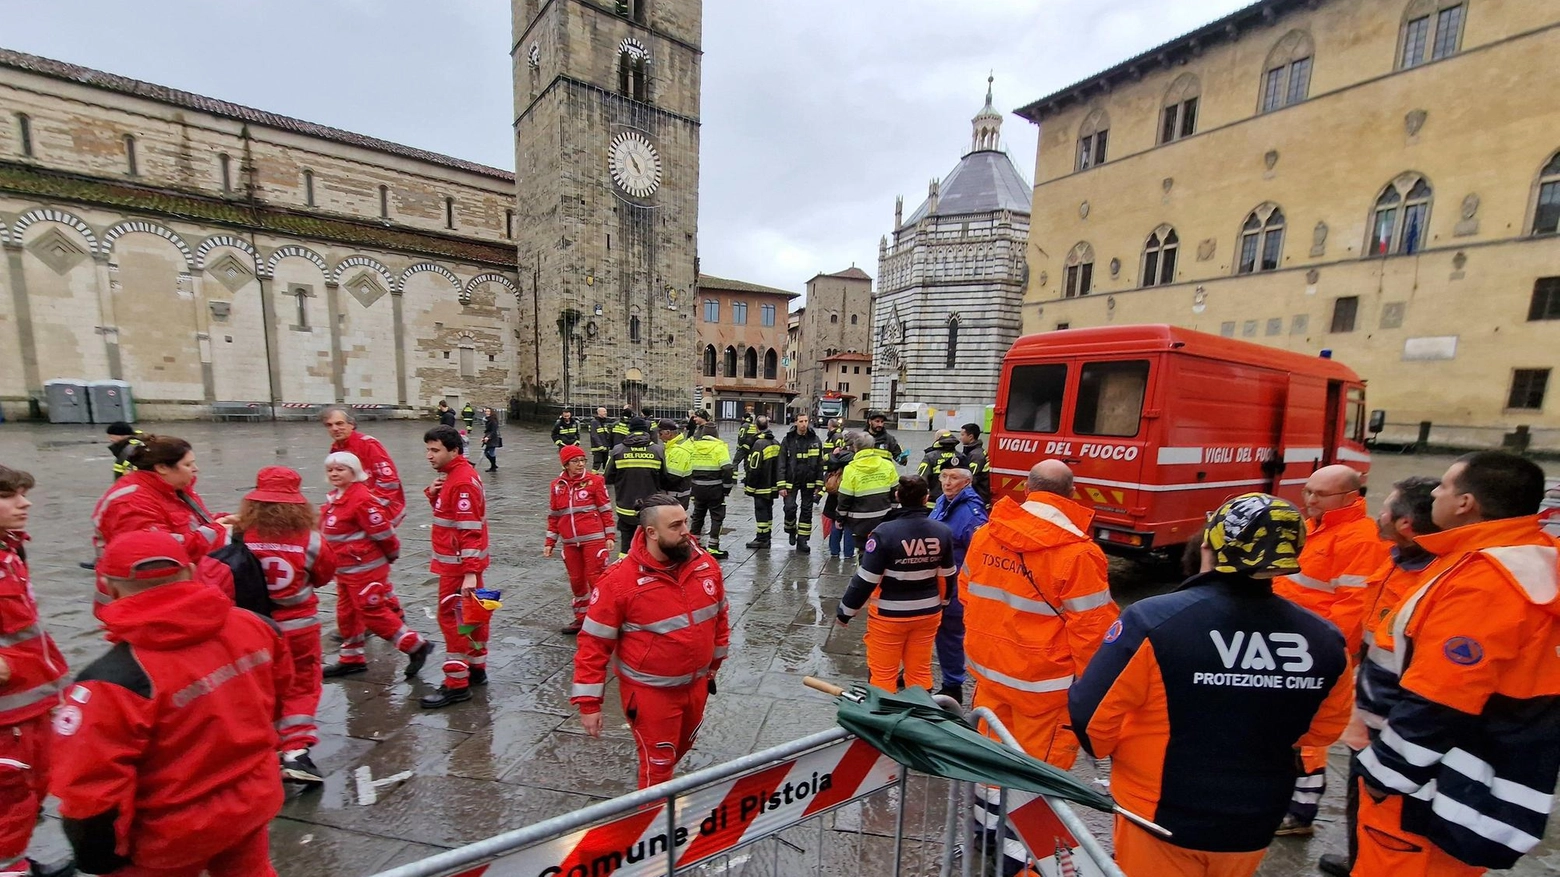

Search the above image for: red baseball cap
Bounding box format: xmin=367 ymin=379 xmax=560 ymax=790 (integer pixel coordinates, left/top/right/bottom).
xmin=98 ymin=531 xmax=189 ymax=580
xmin=245 ymin=466 xmax=306 ymax=504
xmin=559 ymin=444 xmax=587 ymax=464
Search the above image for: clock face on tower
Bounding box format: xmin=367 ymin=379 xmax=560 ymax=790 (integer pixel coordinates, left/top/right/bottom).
xmin=609 ymin=131 xmax=662 ymax=199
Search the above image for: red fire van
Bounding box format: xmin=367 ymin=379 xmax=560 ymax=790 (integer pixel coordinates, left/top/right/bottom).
xmin=988 ymin=324 xmax=1370 ymax=557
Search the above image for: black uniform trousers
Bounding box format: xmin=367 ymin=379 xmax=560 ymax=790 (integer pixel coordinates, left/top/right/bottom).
xmin=689 ymin=485 xmax=727 ymax=549
xmin=615 ymin=513 xmax=637 ymax=557
xmin=783 ymin=488 xmax=817 ymax=539
xmin=750 ymin=490 xmax=776 ymax=536
xmin=591 ymin=449 xmax=609 ymax=473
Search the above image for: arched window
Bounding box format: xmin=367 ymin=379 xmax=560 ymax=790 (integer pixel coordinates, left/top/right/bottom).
xmin=378 ymin=185 xmax=389 ymax=219
xmin=629 ymin=314 xmax=642 ymax=342
xmin=703 ymin=345 xmax=717 ymax=377
xmin=1368 ymin=174 xmax=1433 ymax=256
xmin=1064 ymin=242 xmax=1094 ymax=297
xmin=1160 ymin=74 xmax=1201 ymax=144
xmin=830 ymin=312 xmax=839 ymax=324
xmin=722 ymin=346 xmax=737 ymax=378
xmin=444 ymin=196 xmax=455 ymax=229
xmin=763 ymin=348 xmax=778 ymax=380
xmin=743 ymin=347 xmax=759 ymax=379
xmin=1399 ymin=0 xmax=1465 ymax=69
xmin=1237 ymin=204 xmax=1286 ymax=274
xmin=1260 ymin=30 xmax=1314 ymax=113
xmin=123 ymin=134 xmax=138 ymax=175
xmin=303 ymin=169 xmax=315 ymax=206
xmin=1533 ymin=151 xmax=1560 ymax=235
xmin=218 ymin=153 xmax=232 ymax=192
xmin=1141 ymin=226 xmax=1179 ymax=287
xmin=1076 ymin=108 xmax=1109 ymax=171
xmin=618 ymin=40 xmax=649 ymax=102
xmin=945 ymin=316 xmax=960 ymax=369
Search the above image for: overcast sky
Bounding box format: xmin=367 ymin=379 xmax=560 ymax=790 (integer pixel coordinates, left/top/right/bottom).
xmin=1 ymin=0 xmax=1252 ymax=296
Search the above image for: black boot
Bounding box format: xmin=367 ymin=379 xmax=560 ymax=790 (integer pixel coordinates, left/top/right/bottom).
xmin=795 ymin=537 xmax=811 ymax=554
xmin=322 ymin=662 xmax=368 ymax=679
xmin=707 ymin=542 xmax=728 ymax=559
xmin=1316 ymin=854 xmax=1351 ymax=877
xmin=745 ymin=534 xmax=771 ymax=549
xmin=787 ymin=531 xmax=797 ymax=545
xmin=469 ymin=667 xmax=488 ymax=686
xmin=403 ymin=641 xmax=433 ymax=679
xmin=419 ymin=685 xmax=473 ymax=709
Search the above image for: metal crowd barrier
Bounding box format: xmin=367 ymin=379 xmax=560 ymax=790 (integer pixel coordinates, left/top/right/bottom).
xmin=367 ymin=707 xmax=1124 ymax=877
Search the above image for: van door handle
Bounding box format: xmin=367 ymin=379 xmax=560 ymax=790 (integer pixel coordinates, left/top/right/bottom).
xmin=1062 ymin=457 xmax=1082 ymax=465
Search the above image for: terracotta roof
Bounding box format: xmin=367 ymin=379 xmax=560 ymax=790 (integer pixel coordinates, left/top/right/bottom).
xmin=1015 ymin=0 xmax=1299 ymax=123
xmin=820 ymin=352 xmax=872 ymax=362
xmin=697 ymin=273 xmax=801 ymax=299
xmin=0 ymin=161 xmax=519 ymax=268
xmin=809 ymin=267 xmax=872 ymax=283
xmin=0 ymin=47 xmax=515 ymax=183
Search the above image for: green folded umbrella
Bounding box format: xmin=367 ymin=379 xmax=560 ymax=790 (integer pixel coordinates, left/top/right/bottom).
xmin=827 ymin=682 xmax=1118 ymax=813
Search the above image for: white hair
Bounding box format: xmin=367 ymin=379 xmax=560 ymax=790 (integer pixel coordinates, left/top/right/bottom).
xmin=324 ymin=451 xmax=369 ymax=482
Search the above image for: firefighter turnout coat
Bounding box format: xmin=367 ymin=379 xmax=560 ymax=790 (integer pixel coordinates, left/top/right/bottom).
xmin=1355 ymin=516 xmax=1560 ymax=870
xmin=605 ymin=433 xmax=668 ymax=526
xmin=835 ymin=448 xmax=898 ymax=538
xmin=777 ymin=428 xmax=824 ymax=493
xmin=425 ymin=455 xmax=489 ymax=577
xmin=743 ymin=430 xmax=780 ymax=497
xmin=1069 ymin=571 xmax=1352 ymax=853
xmin=570 ymin=530 xmax=731 ymax=713
xmin=0 ymin=532 xmax=67 ymax=726
xmin=552 ymin=416 xmax=581 ymax=447
xmin=330 ymin=432 xmax=407 ymax=527
xmin=1273 ymin=498 xmax=1391 ymax=654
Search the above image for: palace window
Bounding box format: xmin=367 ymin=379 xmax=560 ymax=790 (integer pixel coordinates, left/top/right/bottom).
xmin=124 ymin=134 xmax=138 ymax=175
xmin=1400 ymin=1 xmax=1465 ymax=69
xmin=304 ymin=169 xmax=315 ymax=206
xmin=703 ymin=299 xmax=720 ymax=322
xmin=1075 ymin=109 xmax=1109 ymax=171
xmin=1529 ymin=278 xmax=1560 ymax=321
xmin=946 ymin=316 xmax=960 ymax=369
xmin=219 ymin=153 xmax=232 ymax=192
xmin=1331 ymin=296 xmax=1360 ymax=333
xmin=1508 ymin=368 xmax=1550 ymax=411
xmin=764 ymin=348 xmax=778 ymax=380
xmin=15 ymin=113 xmax=31 ymax=157
xmin=830 ymin=313 xmax=839 ymax=324
xmin=743 ymin=347 xmax=758 ymax=379
xmin=703 ymin=345 xmax=717 ymax=377
xmin=1237 ymin=204 xmax=1285 ymax=274
xmin=722 ymin=346 xmax=737 ymax=378
xmin=1368 ymin=174 xmax=1433 ymax=256
xmin=1141 ymin=226 xmax=1179 ymax=287
xmin=629 ymin=315 xmax=641 ymax=342
xmin=1533 ymin=151 xmax=1560 ymax=235
xmin=732 ymin=301 xmax=748 ymax=325
xmin=445 ymin=197 xmax=455 ymax=229
xmin=1159 ymin=74 xmax=1200 ymax=144
xmin=1260 ymin=30 xmax=1314 ymax=113
xmin=760 ymin=303 xmax=776 ymax=326
xmin=379 ymin=185 xmax=390 ymax=219
xmin=505 ymin=209 xmax=514 ymax=239
xmin=1064 ymin=242 xmax=1094 ymax=297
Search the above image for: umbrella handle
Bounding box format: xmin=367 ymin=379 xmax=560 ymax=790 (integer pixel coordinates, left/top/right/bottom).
xmin=803 ymin=676 xmax=846 ymax=697
xmin=1114 ymin=805 xmax=1172 ymax=838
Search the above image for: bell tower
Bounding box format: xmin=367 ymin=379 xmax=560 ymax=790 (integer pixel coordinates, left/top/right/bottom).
xmin=511 ymin=0 xmax=702 ymax=411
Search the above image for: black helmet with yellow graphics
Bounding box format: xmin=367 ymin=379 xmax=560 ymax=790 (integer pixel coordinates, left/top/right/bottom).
xmin=1205 ymin=493 xmax=1305 ymax=576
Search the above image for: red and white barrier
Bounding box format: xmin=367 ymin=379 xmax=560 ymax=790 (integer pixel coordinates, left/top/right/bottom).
xmin=1005 ymin=791 xmax=1111 ymax=877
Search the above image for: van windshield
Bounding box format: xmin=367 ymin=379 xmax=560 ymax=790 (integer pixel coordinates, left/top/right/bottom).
xmin=1075 ymin=360 xmax=1149 ymax=437
xmin=1004 ymin=364 xmax=1066 ymax=433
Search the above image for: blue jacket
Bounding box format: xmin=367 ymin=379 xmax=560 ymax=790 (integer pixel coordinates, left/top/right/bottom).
xmin=837 ymin=507 xmax=955 ymax=623
xmin=930 ymin=486 xmax=988 ymax=571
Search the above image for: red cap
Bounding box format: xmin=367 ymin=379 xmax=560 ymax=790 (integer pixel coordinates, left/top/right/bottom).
xmin=559 ymin=444 xmax=587 ymax=464
xmin=98 ymin=531 xmax=189 ymax=580
xmin=244 ymin=466 xmax=307 ymax=504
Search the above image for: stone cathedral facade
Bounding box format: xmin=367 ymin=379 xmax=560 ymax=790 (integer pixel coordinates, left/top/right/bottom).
xmin=872 ymin=81 xmax=1029 ymax=414
xmin=511 ymin=0 xmax=702 ymax=413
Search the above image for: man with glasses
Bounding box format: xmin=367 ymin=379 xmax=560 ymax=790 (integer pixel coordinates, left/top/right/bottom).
xmin=1272 ymin=464 xmax=1392 ymax=837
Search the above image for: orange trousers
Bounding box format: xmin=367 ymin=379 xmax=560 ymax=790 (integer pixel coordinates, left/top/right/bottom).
xmin=1113 ymin=816 xmax=1266 ymax=877
xmin=864 ymin=614 xmax=940 ymax=690
xmin=1354 ymin=780 xmax=1484 ymax=877
xmin=972 ymin=680 xmax=1079 ymax=770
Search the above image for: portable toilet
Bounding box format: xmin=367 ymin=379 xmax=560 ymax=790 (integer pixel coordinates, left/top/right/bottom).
xmin=43 ymin=379 xmax=91 ymax=423
xmin=88 ymin=380 xmax=135 ymax=424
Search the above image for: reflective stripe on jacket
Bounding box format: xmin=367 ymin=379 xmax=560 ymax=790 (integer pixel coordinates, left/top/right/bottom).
xmin=425 ymin=456 xmax=489 ymax=575
xmin=546 ymin=471 xmax=614 ymax=546
xmin=838 ymin=507 xmax=954 ymax=621
xmin=1273 ymin=498 xmax=1391 ymax=654
xmin=1356 ymin=517 xmax=1560 ymax=870
xmin=241 ymin=529 xmax=334 ymax=620
xmin=836 ymin=448 xmax=898 ymax=530
xmin=322 ymin=483 xmax=399 ymax=579
xmin=552 ymin=417 xmax=581 ymax=447
xmin=960 ymin=494 xmax=1119 ymax=695
xmin=662 ymin=435 xmax=693 ymax=498
xmin=777 ymin=428 xmax=824 ymax=491
xmin=743 ymin=431 xmax=780 ymax=496
xmin=571 ymin=530 xmax=730 ymax=712
xmin=0 ymin=533 xmax=68 ymax=724
xmin=605 ymin=434 xmax=667 ymax=521
xmin=331 ymin=432 xmax=407 ymax=528
xmin=688 ymin=436 xmax=735 ymax=488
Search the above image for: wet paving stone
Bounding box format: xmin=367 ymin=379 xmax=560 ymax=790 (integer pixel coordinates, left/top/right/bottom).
xmin=6 ymin=420 xmax=1557 ymax=875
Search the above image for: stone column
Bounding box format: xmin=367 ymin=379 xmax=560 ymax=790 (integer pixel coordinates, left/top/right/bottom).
xmin=184 ymin=271 xmax=216 ymax=402
xmin=392 ymin=288 xmax=408 ymax=406
xmin=324 ymin=280 xmax=345 ymax=403
xmin=94 ymin=254 xmax=123 ymax=380
xmin=255 ymin=274 xmax=283 ymax=405
xmin=3 ymin=242 xmax=42 ymax=396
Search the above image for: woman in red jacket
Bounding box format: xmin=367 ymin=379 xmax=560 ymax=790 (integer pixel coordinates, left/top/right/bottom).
xmin=319 ymin=452 xmax=431 ymax=680
xmin=543 ymin=444 xmax=614 ymax=634
xmin=90 ymin=435 xmax=229 ymax=615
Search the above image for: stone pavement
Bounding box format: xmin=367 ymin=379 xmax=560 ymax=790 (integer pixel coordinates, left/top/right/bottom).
xmin=3 ymin=419 xmax=1555 ymax=876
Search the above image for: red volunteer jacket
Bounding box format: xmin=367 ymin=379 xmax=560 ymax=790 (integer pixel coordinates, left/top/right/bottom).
xmin=322 ymin=483 xmax=399 ymax=581
xmin=425 ymin=455 xmax=489 ymax=576
xmin=545 ymin=471 xmax=614 ymax=547
xmin=332 ymin=431 xmax=407 ymax=526
xmin=241 ymin=528 xmax=335 ymax=627
xmin=571 ymin=530 xmax=730 ymax=714
xmin=50 ymin=579 xmax=289 ymax=873
xmin=91 ymin=471 xmax=229 ymax=616
xmin=0 ymin=532 xmax=68 ymax=724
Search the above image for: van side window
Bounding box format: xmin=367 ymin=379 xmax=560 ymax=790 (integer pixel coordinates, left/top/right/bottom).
xmin=1005 ymin=364 xmax=1067 ymax=433
xmin=1075 ymin=360 xmax=1149 ymax=437
xmin=1345 ymin=387 xmax=1366 ymax=443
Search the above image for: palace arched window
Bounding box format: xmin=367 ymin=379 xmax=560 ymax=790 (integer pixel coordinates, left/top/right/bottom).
xmin=1160 ymin=74 xmax=1200 ymax=144
xmin=945 ymin=316 xmax=960 ymax=369
xmin=1075 ymin=108 xmax=1109 ymax=171
xmin=1141 ymin=226 xmax=1179 ymax=287
xmin=763 ymin=348 xmax=778 ymax=380
xmin=1532 ymin=151 xmax=1560 ymax=235
xmin=1064 ymin=242 xmax=1094 ymax=297
xmin=1238 ymin=204 xmax=1286 ymax=274
xmin=1259 ymin=30 xmax=1314 ymax=113
xmin=722 ymin=346 xmax=737 ymax=378
xmin=1368 ymin=174 xmax=1433 ymax=256
xmin=702 ymin=345 xmax=717 ymax=377
xmin=744 ymin=347 xmax=758 ymax=379
xmin=1398 ymin=0 xmax=1465 ymax=69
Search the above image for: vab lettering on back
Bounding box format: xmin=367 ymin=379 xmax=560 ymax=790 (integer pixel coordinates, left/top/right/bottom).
xmin=1209 ymin=630 xmax=1314 ymax=672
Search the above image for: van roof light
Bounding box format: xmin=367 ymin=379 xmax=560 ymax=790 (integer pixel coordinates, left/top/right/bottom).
xmin=1319 ymin=349 xmax=1333 ymax=359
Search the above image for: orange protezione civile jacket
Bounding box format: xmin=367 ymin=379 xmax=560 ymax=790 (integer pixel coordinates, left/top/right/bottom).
xmin=958 ymin=493 xmax=1119 ymax=696
xmin=545 ymin=470 xmax=614 ymax=547
xmin=1273 ymin=498 xmax=1392 ymax=654
xmin=0 ymin=532 xmax=68 ymax=725
xmin=570 ymin=529 xmax=730 ymax=714
xmin=425 ymin=455 xmax=489 ymax=576
xmin=1356 ymin=516 xmax=1560 ymax=870
xmin=331 ymin=432 xmax=407 ymax=527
